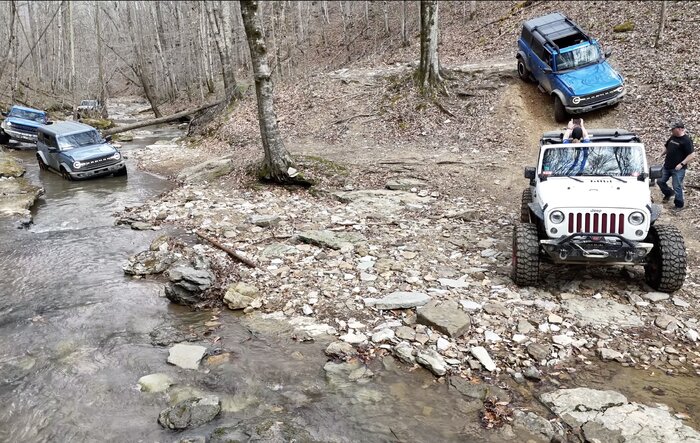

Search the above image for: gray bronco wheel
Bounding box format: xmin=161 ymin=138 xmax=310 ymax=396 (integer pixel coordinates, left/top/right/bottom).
xmin=521 ymin=188 xmax=533 ymax=223
xmin=644 ymin=225 xmax=687 ymax=292
xmin=512 ymin=223 xmax=540 ymax=286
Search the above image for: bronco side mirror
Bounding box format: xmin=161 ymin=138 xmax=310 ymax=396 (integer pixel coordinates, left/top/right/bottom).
xmin=649 ymin=165 xmax=662 ymax=180
xmin=1 ymin=111 xmax=7 ymax=117
xmin=543 ymin=67 xmax=552 ymax=74
xmin=524 ymin=166 xmax=536 ymax=179
xmin=105 ymin=135 xmax=113 ymax=142
xmin=604 ymin=50 xmax=612 ymax=59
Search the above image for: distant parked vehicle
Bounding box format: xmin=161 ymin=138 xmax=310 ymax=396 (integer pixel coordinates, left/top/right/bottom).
xmin=0 ymin=105 xmax=49 ymax=144
xmin=516 ymin=12 xmax=625 ymax=122
xmin=36 ymin=121 xmax=127 ymax=180
xmin=75 ymin=99 xmax=105 ymax=119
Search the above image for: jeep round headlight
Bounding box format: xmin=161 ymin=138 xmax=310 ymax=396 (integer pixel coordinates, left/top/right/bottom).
xmin=549 ymin=210 xmax=565 ymax=224
xmin=628 ymin=211 xmax=645 ymax=226
xmin=73 ymin=161 xmax=83 ymax=169
xmin=110 ymin=152 xmax=121 ymax=161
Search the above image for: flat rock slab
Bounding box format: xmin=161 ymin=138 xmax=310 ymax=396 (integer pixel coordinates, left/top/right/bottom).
xmin=562 ymin=298 xmax=643 ymax=328
xmin=0 ymin=177 xmax=43 ymax=219
xmin=541 ymin=388 xmax=700 ymax=442
xmin=385 ymin=177 xmax=428 ymax=191
xmin=158 ymin=395 xmax=221 ymax=430
xmin=167 ymin=344 xmax=207 ymax=370
xmin=365 ymin=291 xmax=430 ymax=310
xmin=0 ymin=155 xmax=25 ymax=177
xmin=332 ymin=189 xmax=434 ymax=218
xmin=297 ymin=230 xmax=366 ymax=250
xmin=417 ymin=301 xmax=471 ymax=338
xmin=176 ymin=156 xmax=234 ymax=183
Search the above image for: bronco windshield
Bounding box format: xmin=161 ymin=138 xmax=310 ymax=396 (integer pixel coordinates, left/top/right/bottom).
xmin=57 ymin=130 xmax=103 ymax=150
xmin=541 ymin=145 xmax=645 ymax=177
xmin=8 ymin=108 xmax=46 ymax=123
xmin=556 ymin=44 xmax=602 ymax=70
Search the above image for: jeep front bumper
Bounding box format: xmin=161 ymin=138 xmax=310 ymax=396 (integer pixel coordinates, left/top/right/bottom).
xmin=565 ymin=89 xmax=626 ymax=114
xmin=2 ymin=128 xmax=37 ymax=143
xmin=68 ymin=160 xmax=126 ymax=180
xmin=540 ymin=233 xmax=652 ymax=265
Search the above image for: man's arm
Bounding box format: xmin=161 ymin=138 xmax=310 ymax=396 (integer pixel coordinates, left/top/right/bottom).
xmin=677 ymin=137 xmax=695 ymax=169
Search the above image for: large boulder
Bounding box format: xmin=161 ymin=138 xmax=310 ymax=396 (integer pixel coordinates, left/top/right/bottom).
xmin=165 ymin=263 xmax=215 ymax=306
xmin=123 ymin=250 xmax=175 ymax=275
xmin=417 ymin=301 xmax=471 ymax=338
xmin=0 ymin=155 xmax=25 ymax=178
xmin=177 ymin=156 xmax=234 ymax=183
xmin=223 ymin=282 xmax=260 ymax=310
xmin=158 ymin=395 xmax=221 ymax=430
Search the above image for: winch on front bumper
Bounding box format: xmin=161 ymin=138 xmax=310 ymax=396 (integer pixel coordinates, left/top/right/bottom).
xmin=540 ymin=233 xmax=653 ymax=265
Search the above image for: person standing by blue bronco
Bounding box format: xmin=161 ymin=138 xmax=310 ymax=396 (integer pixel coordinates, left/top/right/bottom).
xmin=658 ymin=122 xmax=695 ymax=211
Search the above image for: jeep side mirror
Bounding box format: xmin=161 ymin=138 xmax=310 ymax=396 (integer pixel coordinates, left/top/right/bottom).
xmin=649 ymin=165 xmax=662 ymax=180
xmin=524 ymin=166 xmax=536 ymax=179
xmin=105 ymin=135 xmax=112 ymax=142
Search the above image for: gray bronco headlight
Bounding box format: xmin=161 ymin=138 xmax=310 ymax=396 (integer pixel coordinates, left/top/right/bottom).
xmin=110 ymin=152 xmax=121 ymax=161
xmin=73 ymin=161 xmax=83 ymax=169
xmin=628 ymin=211 xmax=645 ymax=225
xmin=549 ymin=210 xmax=565 ymax=224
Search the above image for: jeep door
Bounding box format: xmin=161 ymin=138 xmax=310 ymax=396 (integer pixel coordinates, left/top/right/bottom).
xmin=530 ymin=41 xmax=554 ymax=92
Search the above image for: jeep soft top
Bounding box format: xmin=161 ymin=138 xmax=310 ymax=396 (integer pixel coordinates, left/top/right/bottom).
xmin=540 ymin=129 xmax=641 ymax=145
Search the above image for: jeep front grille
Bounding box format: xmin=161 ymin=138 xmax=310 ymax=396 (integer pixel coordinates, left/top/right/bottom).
xmin=567 ymin=212 xmax=625 ymax=235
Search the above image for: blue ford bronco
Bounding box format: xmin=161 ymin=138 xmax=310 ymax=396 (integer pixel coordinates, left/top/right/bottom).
xmin=0 ymin=105 xmax=49 ymax=144
xmin=36 ymin=121 xmax=127 ymax=180
xmin=517 ymin=12 xmax=625 ymax=122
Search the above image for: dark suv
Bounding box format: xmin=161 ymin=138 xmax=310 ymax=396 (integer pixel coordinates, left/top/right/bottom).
xmin=36 ymin=122 xmax=126 ymax=180
xmin=516 ymin=12 xmax=625 ymax=122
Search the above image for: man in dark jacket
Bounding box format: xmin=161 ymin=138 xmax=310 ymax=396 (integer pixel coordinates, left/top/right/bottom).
xmin=658 ymin=121 xmax=695 ymax=210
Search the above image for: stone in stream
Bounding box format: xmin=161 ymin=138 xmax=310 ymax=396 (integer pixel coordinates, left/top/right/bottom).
xmin=470 ymin=346 xmax=496 ymax=372
xmin=417 ymin=301 xmax=471 ymax=338
xmin=138 ymin=373 xmax=174 ymax=393
xmin=167 ymin=343 xmax=207 ymax=370
xmin=415 ymin=349 xmax=447 ymax=376
xmin=325 ymin=341 xmax=358 ymax=359
xmin=123 ymin=250 xmax=174 ymax=275
xmin=158 ymin=395 xmax=221 ymax=430
xmin=209 ymin=419 xmax=314 ymax=443
xmin=223 ymin=282 xmax=260 ymax=310
xmin=392 ymin=341 xmax=416 ymax=364
xmin=165 ymin=264 xmax=215 ymax=306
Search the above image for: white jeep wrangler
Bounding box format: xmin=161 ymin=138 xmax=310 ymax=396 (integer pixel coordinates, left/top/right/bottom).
xmin=513 ymin=129 xmax=687 ymax=292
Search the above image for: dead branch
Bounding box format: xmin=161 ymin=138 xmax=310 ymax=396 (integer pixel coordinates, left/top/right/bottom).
xmin=196 ymin=231 xmax=257 ymax=268
xmin=102 ymin=101 xmax=222 ymax=135
xmin=333 ymin=113 xmax=377 ymax=124
xmin=432 ymin=99 xmax=456 ymax=118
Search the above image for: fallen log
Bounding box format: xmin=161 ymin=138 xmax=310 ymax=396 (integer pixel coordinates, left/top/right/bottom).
xmin=196 ymin=231 xmax=257 ymax=268
xmin=102 ymin=101 xmax=222 ymax=136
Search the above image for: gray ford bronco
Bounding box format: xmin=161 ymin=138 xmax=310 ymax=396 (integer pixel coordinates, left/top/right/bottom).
xmin=512 ymin=129 xmax=687 ymax=292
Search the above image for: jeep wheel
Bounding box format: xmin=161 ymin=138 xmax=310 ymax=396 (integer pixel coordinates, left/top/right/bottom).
xmin=517 ymin=58 xmax=531 ymax=82
xmin=521 ymin=188 xmax=533 ymax=223
xmin=36 ymin=155 xmax=48 ymax=171
xmin=60 ymin=167 xmax=73 ymax=181
xmin=113 ymin=166 xmax=128 ymax=177
xmin=644 ymin=225 xmax=687 ymax=292
xmin=512 ymin=223 xmax=540 ymax=286
xmin=0 ymin=130 xmax=9 ymax=145
xmin=553 ymin=95 xmax=568 ymax=123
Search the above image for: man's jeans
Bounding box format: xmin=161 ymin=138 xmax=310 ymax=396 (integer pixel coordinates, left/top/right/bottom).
xmin=657 ymin=167 xmax=687 ymax=208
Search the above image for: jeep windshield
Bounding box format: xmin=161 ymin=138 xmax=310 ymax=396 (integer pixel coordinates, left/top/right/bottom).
xmin=8 ymin=108 xmax=46 ymax=123
xmin=57 ymin=130 xmax=104 ymax=150
xmin=541 ymin=145 xmax=645 ymax=177
xmin=555 ymin=44 xmax=602 ymax=71
xmin=80 ymin=100 xmax=97 ymax=107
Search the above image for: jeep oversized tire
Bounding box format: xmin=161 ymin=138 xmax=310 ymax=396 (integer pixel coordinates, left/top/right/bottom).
xmin=521 ymin=188 xmax=532 ymax=223
xmin=512 ymin=223 xmax=540 ymax=286
xmin=553 ymin=95 xmax=568 ymax=123
xmin=644 ymin=225 xmax=686 ymax=292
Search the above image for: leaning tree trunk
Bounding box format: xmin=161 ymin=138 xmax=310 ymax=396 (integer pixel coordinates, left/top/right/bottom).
xmin=240 ymin=0 xmax=296 ymax=184
xmin=653 ymin=1 xmax=667 ymax=48
xmin=95 ymin=1 xmax=108 ymax=118
xmin=417 ymin=0 xmax=444 ymax=95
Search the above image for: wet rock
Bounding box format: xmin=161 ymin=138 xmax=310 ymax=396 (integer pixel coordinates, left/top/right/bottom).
xmin=123 ymin=250 xmax=174 ymax=275
xmin=325 ymin=341 xmax=357 ymax=358
xmin=174 ymin=437 xmax=206 ymax=443
xmin=0 ymin=155 xmax=25 ymax=177
xmin=417 ymin=301 xmax=471 ymax=338
xmin=512 ymin=410 xmax=561 ymax=443
xmin=248 ymin=214 xmax=281 ymax=227
xmin=562 ymin=298 xmax=643 ymax=327
xmin=541 ymin=387 xmax=700 ymax=441
xmin=527 ymin=343 xmax=551 ymax=361
xmin=150 ymin=325 xmax=194 ymax=347
xmin=138 ymin=373 xmax=174 ymax=392
xmin=385 ymin=177 xmax=428 ymax=191
xmin=167 ymin=343 xmax=207 ymax=370
xmin=130 ymin=221 xmax=153 ymax=230
xmin=297 ymin=230 xmax=366 ymax=250
xmin=470 ymin=346 xmax=496 ymax=371
xmin=209 ymin=419 xmax=315 ymax=443
xmin=324 ymin=361 xmax=373 ymax=384
xmin=165 ymin=264 xmax=215 ymax=306
xmin=371 ymin=328 xmax=395 ymax=343
xmin=448 ymin=377 xmax=510 ymax=402
xmin=416 ymin=349 xmax=447 ymax=376
xmin=177 ymin=156 xmax=234 ymax=183
xmin=223 ymin=282 xmax=259 ymax=310
xmin=642 ymin=292 xmax=670 ymax=303
xmin=365 ymin=291 xmax=430 ymax=310
xmin=0 ymin=176 xmax=43 ymax=219
xmin=523 ymin=366 xmax=542 ymax=381
xmin=158 ymin=395 xmax=221 ymax=430
xmin=393 ymin=341 xmax=415 ymax=364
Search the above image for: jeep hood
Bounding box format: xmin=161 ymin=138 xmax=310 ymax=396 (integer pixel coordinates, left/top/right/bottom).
xmin=537 ymin=178 xmax=650 ymax=211
xmin=557 ymin=62 xmax=623 ymax=95
xmin=6 ymin=117 xmax=43 ymax=128
xmin=66 ymin=144 xmax=117 ymax=161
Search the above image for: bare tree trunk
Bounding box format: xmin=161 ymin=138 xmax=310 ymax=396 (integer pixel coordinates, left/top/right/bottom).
xmin=206 ymin=1 xmax=236 ymax=95
xmin=417 ymin=0 xmax=443 ymax=94
xmin=126 ymin=2 xmax=162 ymax=117
xmin=240 ymin=0 xmax=296 ymax=184
xmin=95 ymin=1 xmax=107 ymax=118
xmin=401 ymin=0 xmax=409 ymax=47
xmin=322 ymin=1 xmax=330 ymax=25
xmin=0 ymin=0 xmax=17 ymax=86
xmin=9 ymin=0 xmax=19 ymax=101
xmin=469 ymin=1 xmax=477 ymax=20
xmin=26 ymin=2 xmax=41 ymax=81
xmin=155 ymin=2 xmax=177 ymax=100
xmin=199 ymin=1 xmax=216 ymax=94
xmin=654 ymin=1 xmax=667 ymax=48
xmin=383 ymin=1 xmax=390 ymax=35
xmin=68 ymin=0 xmax=75 ymax=96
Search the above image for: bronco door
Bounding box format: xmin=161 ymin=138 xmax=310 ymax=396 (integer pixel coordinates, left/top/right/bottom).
xmin=530 ymin=40 xmax=553 ymax=92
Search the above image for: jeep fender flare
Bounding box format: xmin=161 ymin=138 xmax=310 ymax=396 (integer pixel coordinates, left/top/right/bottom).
xmin=527 ymin=202 xmax=545 ymax=221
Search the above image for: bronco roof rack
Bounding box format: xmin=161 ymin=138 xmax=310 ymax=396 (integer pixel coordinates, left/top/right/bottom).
xmin=540 ymin=129 xmax=641 ymax=145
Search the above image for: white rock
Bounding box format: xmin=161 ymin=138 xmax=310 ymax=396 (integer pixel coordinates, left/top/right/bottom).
xmin=642 ymin=292 xmax=670 ymax=303
xmin=484 ymin=331 xmax=502 ymax=343
xmin=548 ymin=314 xmax=563 ymax=324
xmin=470 ymin=346 xmax=497 ymax=372
xmin=348 ymin=320 xmax=366 ymax=329
xmin=460 ymin=300 xmax=482 ymax=311
xmin=438 ymin=278 xmax=470 ymax=288
xmin=552 ymin=335 xmax=573 ymax=346
xmin=360 ymin=272 xmax=377 ymax=282
xmin=538 ymin=323 xmax=550 ymax=333
xmin=340 ymin=332 xmax=367 ymax=344
xmin=512 ymin=334 xmax=528 ymax=344
xmin=167 ymin=344 xmax=207 ymax=370
xmin=686 ymin=329 xmax=699 ymax=342
xmin=371 ymin=329 xmax=395 ymax=343
xmin=138 ymin=373 xmax=174 ymax=392
xmin=302 ymin=304 xmax=313 ymax=315
xmin=436 ymin=337 xmax=451 ymax=351
xmin=550 ymin=324 xmax=561 ymax=332
xmin=674 ymin=297 xmax=690 ymax=308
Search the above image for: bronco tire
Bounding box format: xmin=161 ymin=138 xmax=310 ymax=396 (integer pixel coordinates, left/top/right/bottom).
xmin=517 ymin=58 xmax=531 ymax=82
xmin=60 ymin=167 xmax=73 ymax=181
xmin=0 ymin=130 xmax=9 ymax=144
xmin=644 ymin=225 xmax=686 ymax=292
xmin=113 ymin=166 xmax=128 ymax=177
xmin=512 ymin=223 xmax=540 ymax=286
xmin=37 ymin=155 xmax=48 ymax=171
xmin=521 ymin=188 xmax=533 ymax=223
xmin=553 ymin=95 xmax=568 ymax=123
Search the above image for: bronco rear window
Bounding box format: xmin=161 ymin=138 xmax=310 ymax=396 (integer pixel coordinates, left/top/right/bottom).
xmin=541 ymin=145 xmax=645 ymax=177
